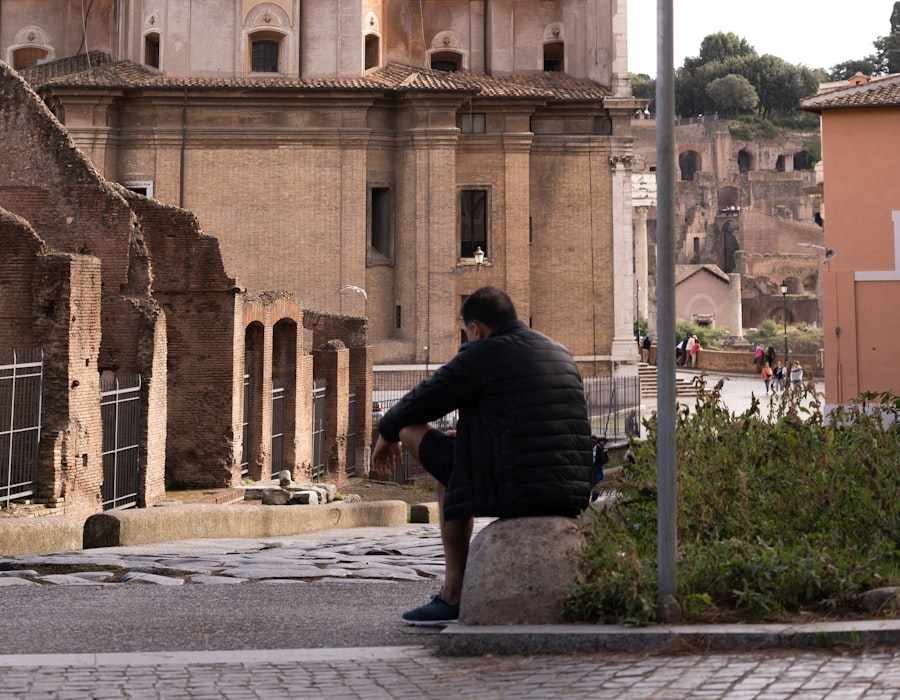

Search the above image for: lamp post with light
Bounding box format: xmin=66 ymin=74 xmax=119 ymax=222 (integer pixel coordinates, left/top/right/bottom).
xmin=473 ymin=246 xmax=485 ymax=270
xmin=780 ymin=280 xmax=789 ymax=365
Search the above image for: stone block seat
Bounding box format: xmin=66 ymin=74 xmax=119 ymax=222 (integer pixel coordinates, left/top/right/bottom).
xmin=459 ymin=516 xmax=585 ymax=625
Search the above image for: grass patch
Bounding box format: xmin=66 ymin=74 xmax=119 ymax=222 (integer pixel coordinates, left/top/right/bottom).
xmin=566 ymin=379 xmax=900 ymax=625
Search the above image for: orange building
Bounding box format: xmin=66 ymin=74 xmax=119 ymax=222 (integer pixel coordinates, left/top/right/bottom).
xmin=801 ymin=74 xmax=900 ymax=407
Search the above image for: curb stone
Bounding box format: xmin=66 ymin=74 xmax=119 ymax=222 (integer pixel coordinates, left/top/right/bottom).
xmin=437 ymin=619 xmax=900 ymax=656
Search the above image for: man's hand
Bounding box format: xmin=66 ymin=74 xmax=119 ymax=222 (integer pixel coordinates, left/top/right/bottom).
xmin=371 ymin=434 xmax=402 ymax=481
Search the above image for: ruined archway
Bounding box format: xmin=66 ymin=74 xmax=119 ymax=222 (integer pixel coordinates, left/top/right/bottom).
xmin=679 ymin=150 xmax=701 ymax=181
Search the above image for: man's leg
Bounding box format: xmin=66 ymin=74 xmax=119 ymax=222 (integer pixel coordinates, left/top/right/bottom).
xmin=398 ymin=425 xmax=472 ymax=614
xmin=434 ymin=482 xmax=473 ymax=606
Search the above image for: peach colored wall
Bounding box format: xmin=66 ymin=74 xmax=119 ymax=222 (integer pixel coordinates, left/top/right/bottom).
xmin=820 ymin=107 xmax=900 ymax=404
xmin=675 ymin=273 xmax=730 ymax=330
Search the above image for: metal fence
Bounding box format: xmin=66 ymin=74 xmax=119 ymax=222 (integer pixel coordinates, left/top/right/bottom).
xmin=346 ymin=386 xmax=357 ymax=477
xmin=100 ymin=374 xmax=141 ymax=510
xmin=583 ymin=375 xmax=642 ymax=442
xmin=270 ymin=380 xmax=285 ymax=477
xmin=0 ymin=349 xmax=43 ymax=507
xmin=373 ymin=368 xmax=641 ymax=484
xmin=311 ymin=379 xmax=327 ymax=480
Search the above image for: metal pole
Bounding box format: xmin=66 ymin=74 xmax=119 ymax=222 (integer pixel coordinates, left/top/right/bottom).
xmin=655 ymin=0 xmax=678 ymax=612
xmin=782 ymin=288 xmax=789 ymax=365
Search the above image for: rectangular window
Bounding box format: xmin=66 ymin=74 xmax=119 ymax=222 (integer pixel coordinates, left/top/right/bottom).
xmin=367 ymin=186 xmax=393 ymax=264
xmin=460 ymin=189 xmax=487 ymax=258
xmin=252 ymin=40 xmax=279 ymax=72
xmin=458 ymin=113 xmax=486 ymax=134
xmin=121 ymin=181 xmax=154 ymax=198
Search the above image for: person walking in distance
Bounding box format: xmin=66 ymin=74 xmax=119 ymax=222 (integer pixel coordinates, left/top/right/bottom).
xmin=790 ymin=360 xmax=804 ymax=388
xmin=689 ymin=336 xmax=701 ymax=367
xmin=761 ymin=362 xmax=774 ymax=394
xmin=371 ymin=286 xmax=592 ymax=625
xmin=641 ymin=335 xmax=652 ymax=364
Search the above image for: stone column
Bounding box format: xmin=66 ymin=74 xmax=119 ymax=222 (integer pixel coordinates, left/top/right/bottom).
xmin=634 ymin=205 xmax=650 ymax=325
xmin=609 ymin=154 xmax=639 ymax=366
xmin=728 ymin=273 xmax=744 ymax=339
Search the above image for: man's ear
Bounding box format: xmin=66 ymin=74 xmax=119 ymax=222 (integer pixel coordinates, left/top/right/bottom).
xmin=468 ymin=320 xmax=490 ymax=340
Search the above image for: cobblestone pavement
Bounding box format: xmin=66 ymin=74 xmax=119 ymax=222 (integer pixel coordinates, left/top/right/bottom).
xmin=1 ymin=645 xmax=900 ymax=698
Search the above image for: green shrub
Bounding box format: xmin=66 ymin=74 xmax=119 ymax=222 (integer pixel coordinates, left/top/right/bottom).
xmin=567 ymin=380 xmax=900 ymax=625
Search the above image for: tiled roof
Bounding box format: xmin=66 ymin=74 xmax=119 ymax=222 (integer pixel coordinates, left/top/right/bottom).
xmin=21 ymin=53 xmax=385 ymax=91
xmin=20 ymin=53 xmax=608 ymax=101
xmin=800 ymin=73 xmax=900 ymax=111
xmin=675 ymin=264 xmax=730 ymax=285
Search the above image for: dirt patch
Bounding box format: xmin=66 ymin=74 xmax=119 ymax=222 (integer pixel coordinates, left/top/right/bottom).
xmin=339 ymin=477 xmax=438 ymax=506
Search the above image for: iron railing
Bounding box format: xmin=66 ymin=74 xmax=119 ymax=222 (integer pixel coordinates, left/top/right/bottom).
xmin=372 ymin=367 xmax=641 ymax=484
xmin=0 ymin=349 xmax=43 ymax=507
xmin=100 ymin=374 xmax=141 ymax=510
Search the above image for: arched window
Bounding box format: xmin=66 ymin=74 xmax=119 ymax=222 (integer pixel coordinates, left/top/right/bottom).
xmin=250 ymin=32 xmax=283 ymax=73
xmin=737 ymin=149 xmax=753 ymax=173
xmin=144 ymin=32 xmax=160 ymax=69
xmin=364 ymin=33 xmax=380 ymax=70
xmin=12 ymin=46 xmax=48 ymax=69
xmin=430 ymin=51 xmax=462 ymax=72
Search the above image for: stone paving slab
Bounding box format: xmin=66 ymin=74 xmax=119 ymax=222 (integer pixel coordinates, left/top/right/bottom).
xmin=0 ymin=646 xmax=899 ymax=699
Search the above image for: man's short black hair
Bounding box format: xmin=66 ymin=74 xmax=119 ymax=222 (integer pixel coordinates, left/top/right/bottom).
xmin=460 ymin=286 xmax=518 ymax=330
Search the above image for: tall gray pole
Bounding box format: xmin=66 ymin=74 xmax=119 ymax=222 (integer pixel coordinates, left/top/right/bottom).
xmin=655 ymin=0 xmax=678 ymax=613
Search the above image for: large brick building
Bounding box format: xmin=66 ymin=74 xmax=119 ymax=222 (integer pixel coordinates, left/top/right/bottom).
xmin=1 ymin=0 xmax=641 ymax=374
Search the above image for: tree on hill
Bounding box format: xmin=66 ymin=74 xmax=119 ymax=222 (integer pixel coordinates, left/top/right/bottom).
xmin=674 ymin=32 xmax=823 ymax=120
xmin=706 ymin=74 xmax=758 ymax=116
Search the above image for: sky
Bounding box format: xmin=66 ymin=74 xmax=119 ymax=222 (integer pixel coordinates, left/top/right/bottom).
xmin=627 ymin=0 xmax=898 ymax=77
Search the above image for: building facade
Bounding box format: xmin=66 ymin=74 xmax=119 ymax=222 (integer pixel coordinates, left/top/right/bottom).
xmin=801 ymin=73 xmax=900 ymax=407
xmin=2 ymin=0 xmax=641 ymax=375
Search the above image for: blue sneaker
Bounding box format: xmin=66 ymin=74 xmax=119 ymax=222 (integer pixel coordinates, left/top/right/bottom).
xmin=402 ymin=594 xmax=460 ymax=626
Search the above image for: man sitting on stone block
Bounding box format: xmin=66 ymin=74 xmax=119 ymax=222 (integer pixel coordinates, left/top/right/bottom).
xmin=372 ymin=286 xmax=592 ymax=625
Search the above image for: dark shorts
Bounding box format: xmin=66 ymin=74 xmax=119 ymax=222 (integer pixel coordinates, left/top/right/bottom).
xmin=418 ymin=429 xmax=455 ymax=487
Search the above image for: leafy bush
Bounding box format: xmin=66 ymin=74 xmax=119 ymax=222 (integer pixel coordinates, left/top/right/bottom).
xmin=567 ymin=380 xmax=900 ymax=625
xmin=675 ymin=320 xmax=730 ymax=350
xmin=745 ymin=324 xmax=824 ymax=356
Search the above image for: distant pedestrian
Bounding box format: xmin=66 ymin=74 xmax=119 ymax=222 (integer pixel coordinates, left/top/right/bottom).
xmin=641 ymin=335 xmax=652 ymax=363
xmin=677 ymin=336 xmax=690 ymax=366
xmin=689 ymin=336 xmax=701 ymax=367
xmin=761 ymin=363 xmax=774 ymax=393
xmin=590 ymin=435 xmax=608 ymax=489
xmin=754 ymin=345 xmax=764 ymax=373
xmin=790 ymin=360 xmax=803 ymax=388
xmin=765 ymin=345 xmax=775 ymax=368
xmin=773 ymin=363 xmax=785 ymax=392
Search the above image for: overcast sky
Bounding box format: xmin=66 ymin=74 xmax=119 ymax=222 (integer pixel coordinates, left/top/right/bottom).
xmin=627 ymin=0 xmax=897 ymax=77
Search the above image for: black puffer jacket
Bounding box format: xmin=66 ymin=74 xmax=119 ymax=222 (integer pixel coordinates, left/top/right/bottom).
xmin=378 ymin=320 xmax=592 ymax=521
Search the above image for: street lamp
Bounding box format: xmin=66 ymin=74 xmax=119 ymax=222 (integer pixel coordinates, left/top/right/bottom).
xmin=473 ymin=246 xmax=485 ymax=270
xmin=780 ymin=280 xmax=789 ymax=364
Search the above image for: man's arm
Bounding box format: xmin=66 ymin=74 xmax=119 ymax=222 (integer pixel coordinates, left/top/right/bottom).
xmin=377 ymin=346 xmax=482 ymax=443
xmin=371 ymin=434 xmax=402 ymax=480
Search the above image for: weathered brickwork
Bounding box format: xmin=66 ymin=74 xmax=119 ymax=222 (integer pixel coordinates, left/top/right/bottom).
xmin=0 ymin=61 xmax=373 ymax=513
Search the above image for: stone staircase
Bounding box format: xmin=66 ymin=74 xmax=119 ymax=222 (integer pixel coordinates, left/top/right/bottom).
xmin=638 ymin=363 xmax=699 ymax=399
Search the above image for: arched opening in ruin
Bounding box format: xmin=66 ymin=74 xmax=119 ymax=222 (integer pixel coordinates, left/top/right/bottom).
xmin=271 ymin=319 xmax=297 ymax=478
xmin=678 ymin=150 xmax=701 ymax=181
xmin=242 ymin=322 xmax=265 ymax=479
xmin=737 ymin=149 xmax=754 ymax=172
